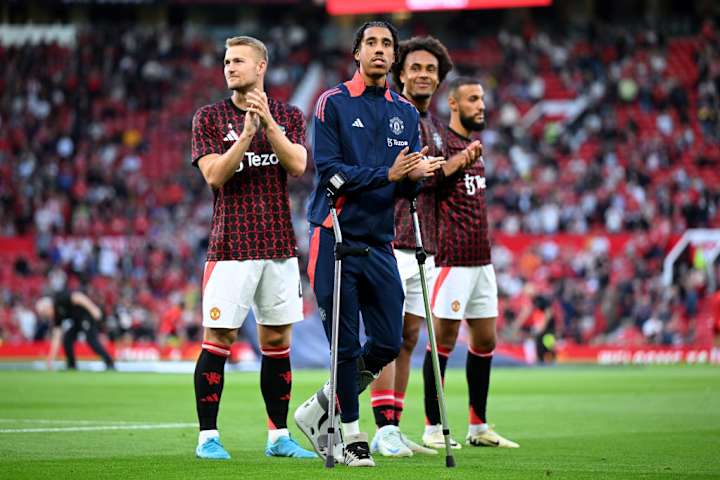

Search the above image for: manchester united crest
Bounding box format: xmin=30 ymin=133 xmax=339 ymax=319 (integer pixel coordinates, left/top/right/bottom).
xmin=451 ymin=300 xmax=461 ymax=312
xmin=389 ymin=116 xmax=404 ymax=135
xmin=210 ymin=307 xmax=221 ymax=320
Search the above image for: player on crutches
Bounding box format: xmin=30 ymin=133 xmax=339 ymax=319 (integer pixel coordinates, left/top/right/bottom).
xmin=294 ymin=20 xmax=443 ymax=468
xmin=322 ymin=172 xmax=370 ymax=468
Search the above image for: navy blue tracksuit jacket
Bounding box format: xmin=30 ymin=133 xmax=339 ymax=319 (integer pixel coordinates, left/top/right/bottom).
xmin=307 ymin=71 xmax=422 ymax=423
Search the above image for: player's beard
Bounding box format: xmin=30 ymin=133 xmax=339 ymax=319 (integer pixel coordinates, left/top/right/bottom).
xmin=228 ymin=75 xmax=258 ymax=94
xmin=231 ymin=82 xmax=254 ymax=94
xmin=460 ymin=112 xmax=485 ymax=132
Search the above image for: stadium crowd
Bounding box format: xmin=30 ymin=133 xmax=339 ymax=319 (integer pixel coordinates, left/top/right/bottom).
xmin=0 ymin=16 xmax=718 ymax=351
xmin=461 ymin=20 xmax=720 ymax=347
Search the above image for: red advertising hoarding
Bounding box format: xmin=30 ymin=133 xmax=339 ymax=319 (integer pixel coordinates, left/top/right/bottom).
xmin=327 ymin=0 xmax=552 ymax=15
xmin=3 ymin=341 xmax=717 ymax=366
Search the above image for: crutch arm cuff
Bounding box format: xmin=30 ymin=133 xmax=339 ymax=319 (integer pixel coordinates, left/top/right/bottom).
xmin=335 ymin=244 xmax=370 ymax=260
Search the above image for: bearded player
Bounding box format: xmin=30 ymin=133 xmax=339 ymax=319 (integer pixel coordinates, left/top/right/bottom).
xmin=423 ymin=77 xmax=519 ymax=449
xmin=190 ymin=35 xmax=316 ymax=460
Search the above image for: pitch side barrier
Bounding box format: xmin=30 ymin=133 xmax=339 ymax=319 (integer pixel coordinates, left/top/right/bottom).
xmin=1 ymin=340 xmax=718 ymax=370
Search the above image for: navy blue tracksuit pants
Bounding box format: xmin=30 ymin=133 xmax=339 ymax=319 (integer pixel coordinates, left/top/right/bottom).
xmin=308 ymin=226 xmax=404 ymax=423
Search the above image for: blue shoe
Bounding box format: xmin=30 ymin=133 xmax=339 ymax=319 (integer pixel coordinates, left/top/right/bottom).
xmin=196 ymin=437 xmax=231 ymax=459
xmin=265 ymin=435 xmax=318 ymax=458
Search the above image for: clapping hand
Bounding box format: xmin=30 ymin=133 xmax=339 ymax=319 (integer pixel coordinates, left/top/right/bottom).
xmin=245 ymin=88 xmax=274 ymax=128
xmin=461 ymin=140 xmax=482 ymax=167
xmin=408 ymin=155 xmax=446 ymax=181
xmin=389 ymin=146 xmax=430 ymax=182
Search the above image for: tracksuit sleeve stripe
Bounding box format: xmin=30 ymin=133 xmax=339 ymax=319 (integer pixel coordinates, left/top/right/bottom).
xmin=315 ymin=88 xmax=340 ymax=123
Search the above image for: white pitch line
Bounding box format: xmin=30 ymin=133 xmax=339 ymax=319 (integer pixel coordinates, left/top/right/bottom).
xmin=0 ymin=423 xmax=196 ymax=434
xmin=0 ymin=418 xmax=153 ymax=425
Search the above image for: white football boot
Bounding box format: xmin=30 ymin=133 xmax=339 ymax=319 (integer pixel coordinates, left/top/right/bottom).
xmin=370 ymin=425 xmax=413 ymax=457
xmin=466 ymin=424 xmax=519 ymax=448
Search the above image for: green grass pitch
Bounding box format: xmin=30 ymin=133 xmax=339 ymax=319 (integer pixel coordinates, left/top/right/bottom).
xmin=0 ymin=365 xmax=718 ymax=479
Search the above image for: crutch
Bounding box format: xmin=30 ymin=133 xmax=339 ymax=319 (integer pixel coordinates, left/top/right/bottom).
xmin=410 ymin=198 xmax=456 ymax=468
xmin=324 ymin=173 xmax=369 ymax=468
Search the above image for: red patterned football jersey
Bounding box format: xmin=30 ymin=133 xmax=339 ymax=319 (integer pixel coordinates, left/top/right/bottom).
xmin=435 ymin=128 xmax=491 ymax=267
xmin=191 ymin=97 xmax=305 ymax=261
xmin=393 ymin=110 xmax=446 ymax=253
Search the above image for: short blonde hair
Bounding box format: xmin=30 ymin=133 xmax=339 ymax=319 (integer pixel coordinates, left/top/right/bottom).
xmin=225 ymin=36 xmax=268 ymax=62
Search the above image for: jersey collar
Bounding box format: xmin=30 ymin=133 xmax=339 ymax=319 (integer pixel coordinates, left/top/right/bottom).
xmin=448 ymin=126 xmax=473 ymax=142
xmin=344 ymin=70 xmax=394 ymax=102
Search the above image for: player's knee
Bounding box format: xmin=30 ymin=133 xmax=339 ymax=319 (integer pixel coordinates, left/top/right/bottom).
xmin=370 ymin=341 xmax=401 ymax=366
xmin=388 ymin=342 xmax=402 ymax=361
xmin=437 ymin=328 xmax=459 ymax=351
xmin=436 ymin=341 xmax=456 ymax=355
xmin=260 ymin=338 xmax=288 ymax=350
xmin=258 ymin=325 xmax=291 ymax=349
xmin=470 ymin=336 xmax=496 ymax=354
xmin=401 ymin=327 xmax=420 ymax=352
xmin=377 ymin=345 xmax=401 ymax=366
xmin=204 ymin=327 xmax=236 ymax=346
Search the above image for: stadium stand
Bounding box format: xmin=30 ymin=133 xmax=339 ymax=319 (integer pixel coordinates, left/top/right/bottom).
xmin=0 ymin=9 xmax=718 ymax=363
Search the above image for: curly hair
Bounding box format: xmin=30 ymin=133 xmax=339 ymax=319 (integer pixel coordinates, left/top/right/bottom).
xmin=351 ymin=20 xmax=400 ymax=67
xmin=391 ymin=36 xmax=454 ymax=92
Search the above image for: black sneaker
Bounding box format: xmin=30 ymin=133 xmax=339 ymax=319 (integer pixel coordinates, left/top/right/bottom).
xmin=344 ymin=433 xmax=375 ymax=467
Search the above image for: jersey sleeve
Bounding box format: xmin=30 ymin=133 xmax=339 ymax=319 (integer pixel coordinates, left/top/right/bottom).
xmin=191 ymin=106 xmax=223 ymax=166
xmin=285 ymin=106 xmax=306 ymax=146
xmin=313 ymin=96 xmax=390 ymax=193
xmin=410 ymin=113 xmax=422 ymax=153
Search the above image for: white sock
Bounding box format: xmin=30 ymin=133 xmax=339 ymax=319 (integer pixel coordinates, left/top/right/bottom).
xmin=468 ymin=423 xmax=489 ymax=435
xmin=424 ymin=424 xmax=441 ymax=435
xmin=199 ymin=429 xmax=219 ymax=445
xmin=342 ymin=420 xmax=360 ymax=436
xmin=268 ymin=428 xmax=289 ymax=443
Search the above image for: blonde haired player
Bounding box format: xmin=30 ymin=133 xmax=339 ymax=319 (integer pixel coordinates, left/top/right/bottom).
xmin=190 ymin=35 xmax=314 ymax=460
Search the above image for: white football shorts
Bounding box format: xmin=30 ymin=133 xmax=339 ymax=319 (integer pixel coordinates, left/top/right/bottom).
xmin=201 ymin=257 xmax=304 ymax=328
xmin=394 ymin=248 xmax=437 ymax=318
xmin=431 ymin=264 xmax=498 ymax=320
